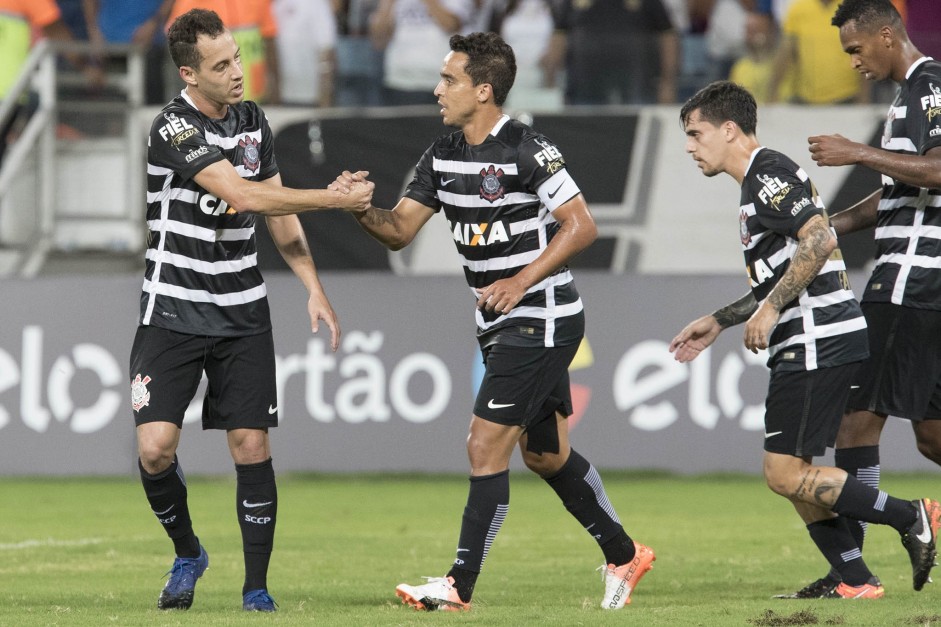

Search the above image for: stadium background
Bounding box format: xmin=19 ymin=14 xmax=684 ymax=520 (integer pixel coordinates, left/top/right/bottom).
xmin=2 ymin=100 xmax=937 ymax=477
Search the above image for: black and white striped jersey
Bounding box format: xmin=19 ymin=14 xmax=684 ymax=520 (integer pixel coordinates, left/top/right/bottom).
xmin=141 ymin=90 xmax=279 ymax=337
xmin=740 ymin=147 xmax=868 ymax=371
xmin=864 ymin=57 xmax=941 ymax=310
xmin=404 ymin=114 xmax=584 ymax=348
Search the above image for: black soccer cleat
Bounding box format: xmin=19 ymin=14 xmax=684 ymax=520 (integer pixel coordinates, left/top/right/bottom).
xmin=901 ymin=498 xmax=941 ymax=591
xmin=773 ymin=575 xmax=840 ymax=599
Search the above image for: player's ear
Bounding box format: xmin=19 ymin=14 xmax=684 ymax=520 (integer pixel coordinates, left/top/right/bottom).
xmin=478 ymin=83 xmax=493 ymax=104
xmin=179 ymin=65 xmax=198 ymax=87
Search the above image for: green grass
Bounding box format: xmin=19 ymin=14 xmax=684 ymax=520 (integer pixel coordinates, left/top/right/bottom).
xmin=3 ymin=472 xmax=941 ymax=626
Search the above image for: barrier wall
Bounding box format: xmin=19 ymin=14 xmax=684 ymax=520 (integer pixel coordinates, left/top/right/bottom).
xmin=1 ymin=272 xmax=935 ymax=476
xmin=251 ymin=104 xmax=887 ymax=274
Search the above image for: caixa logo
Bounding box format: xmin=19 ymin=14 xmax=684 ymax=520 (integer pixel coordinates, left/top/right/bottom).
xmin=612 ymin=340 xmax=767 ymax=432
xmin=0 ymin=326 xmax=122 ymax=433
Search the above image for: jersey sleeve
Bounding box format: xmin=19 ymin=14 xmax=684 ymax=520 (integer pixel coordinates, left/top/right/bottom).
xmin=149 ymin=109 xmax=226 ymax=182
xmin=908 ymin=73 xmax=941 ymax=155
xmin=747 ymin=163 xmax=821 ymax=239
xmin=519 ymin=133 xmax=581 ymax=212
xmin=258 ymin=109 xmax=279 ymax=180
xmin=403 ymin=144 xmax=441 ymax=211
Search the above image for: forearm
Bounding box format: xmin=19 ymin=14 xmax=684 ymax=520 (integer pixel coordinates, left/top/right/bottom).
xmin=712 ymin=291 xmax=758 ymax=329
xmin=766 ymin=219 xmax=833 ymax=312
xmin=352 ymin=206 xmax=412 ymax=250
xmin=512 ymin=217 xmax=595 ymax=291
xmin=853 ymin=146 xmax=941 ymax=189
xmin=230 ymin=183 xmax=350 ymax=216
xmin=267 ymin=216 xmax=322 ymax=292
xmin=829 ymin=191 xmax=879 ymax=236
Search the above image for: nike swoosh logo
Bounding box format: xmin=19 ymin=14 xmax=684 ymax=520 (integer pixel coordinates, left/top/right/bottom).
xmin=547 ymin=182 xmax=564 ymax=199
xmin=456 ymin=548 xmax=469 ymax=553
xmin=243 ymin=500 xmax=273 ymax=508
xmin=440 ymin=176 xmax=456 ymax=186
xmin=850 ymin=385 xmax=860 ymax=389
xmin=764 ymin=431 xmax=783 ymax=439
xmin=488 ymin=399 xmax=515 ymax=409
xmin=152 ymin=505 xmax=174 ymax=515
xmin=915 ymin=502 xmax=933 ymax=543
xmin=268 ymin=405 xmax=278 ymax=414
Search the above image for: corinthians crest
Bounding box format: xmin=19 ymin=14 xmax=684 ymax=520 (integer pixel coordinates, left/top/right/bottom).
xmin=131 ymin=373 xmax=152 ymax=412
xmin=239 ymin=135 xmax=261 ymax=173
xmin=479 ymin=165 xmax=506 ymax=202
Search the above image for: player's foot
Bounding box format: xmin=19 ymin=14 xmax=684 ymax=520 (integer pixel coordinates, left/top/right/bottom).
xmin=822 ymin=577 xmax=884 ymax=599
xmin=157 ymin=545 xmax=209 ymax=610
xmin=243 ymin=589 xmax=278 ymax=612
xmin=773 ymin=574 xmax=841 ymax=599
xmin=600 ymin=541 xmax=656 ymax=609
xmin=901 ymin=498 xmax=941 ymax=591
xmin=395 ymin=576 xmax=470 ymax=611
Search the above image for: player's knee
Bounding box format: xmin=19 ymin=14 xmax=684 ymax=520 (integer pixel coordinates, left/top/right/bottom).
xmin=916 ymin=437 xmax=941 ymax=465
xmin=138 ymin=443 xmax=175 ymax=473
xmin=521 ymin=450 xmax=558 ymax=477
xmin=762 ymin=466 xmax=793 ymax=497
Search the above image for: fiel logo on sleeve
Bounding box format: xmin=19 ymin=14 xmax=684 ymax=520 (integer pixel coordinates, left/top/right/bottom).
xmin=921 ymin=83 xmax=941 ymax=120
xmin=158 ymin=113 xmax=198 ymax=148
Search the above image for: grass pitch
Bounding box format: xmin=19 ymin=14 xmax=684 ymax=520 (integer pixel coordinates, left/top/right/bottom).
xmin=3 ymin=472 xmax=941 ymax=626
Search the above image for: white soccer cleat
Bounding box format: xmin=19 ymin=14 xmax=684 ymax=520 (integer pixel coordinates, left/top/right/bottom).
xmin=600 ymin=541 xmax=656 ymax=609
xmin=395 ymin=575 xmax=470 ymax=611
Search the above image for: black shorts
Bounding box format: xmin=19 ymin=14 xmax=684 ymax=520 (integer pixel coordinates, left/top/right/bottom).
xmin=473 ymin=342 xmax=578 ymax=453
xmin=129 ymin=325 xmax=278 ymax=430
xmin=846 ymin=303 xmax=941 ymax=421
xmin=764 ymin=362 xmax=860 ymax=457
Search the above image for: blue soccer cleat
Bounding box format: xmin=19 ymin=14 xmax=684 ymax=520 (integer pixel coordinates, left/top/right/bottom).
xmin=243 ymin=588 xmax=278 ymax=612
xmin=157 ymin=545 xmax=209 ymax=610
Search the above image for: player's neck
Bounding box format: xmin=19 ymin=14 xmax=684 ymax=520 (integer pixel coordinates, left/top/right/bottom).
xmin=185 ymin=86 xmax=229 ymax=119
xmin=462 ymin=108 xmax=504 ymax=145
xmin=894 ymin=43 xmax=926 ymax=84
xmin=727 ymin=136 xmax=761 ymax=185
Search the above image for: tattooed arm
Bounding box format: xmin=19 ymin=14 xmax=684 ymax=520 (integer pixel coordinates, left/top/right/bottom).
xmin=744 ymin=214 xmax=836 ymax=352
xmin=669 ymin=291 xmax=758 ymax=363
xmin=329 ymin=170 xmax=436 ymax=251
xmin=713 ymin=291 xmax=759 ymax=329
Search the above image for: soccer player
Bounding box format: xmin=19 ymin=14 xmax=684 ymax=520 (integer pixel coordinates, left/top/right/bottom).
xmin=331 ymin=32 xmax=655 ymax=611
xmin=789 ymin=0 xmax=941 ymax=597
xmin=131 ymin=9 xmax=372 ymax=612
xmin=670 ymin=80 xmax=940 ymax=600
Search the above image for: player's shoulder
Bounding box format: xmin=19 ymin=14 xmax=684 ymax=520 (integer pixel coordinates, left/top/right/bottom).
xmin=747 ymin=147 xmax=796 ymax=179
xmin=907 ymin=59 xmax=941 ymax=96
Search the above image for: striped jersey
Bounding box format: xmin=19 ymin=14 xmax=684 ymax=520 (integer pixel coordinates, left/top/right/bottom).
xmin=404 ymin=114 xmax=584 ymax=348
xmin=864 ymin=57 xmax=941 ymax=309
xmin=739 ymin=147 xmax=868 ymax=371
xmin=141 ymin=90 xmax=278 ymax=337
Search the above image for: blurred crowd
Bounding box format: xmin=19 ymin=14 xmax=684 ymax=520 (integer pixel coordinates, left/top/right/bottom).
xmin=3 ymin=0 xmax=941 ymax=116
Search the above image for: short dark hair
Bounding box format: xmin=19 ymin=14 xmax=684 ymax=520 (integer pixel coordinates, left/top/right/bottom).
xmin=679 ymin=81 xmax=757 ymax=136
xmin=832 ymin=0 xmax=902 ymax=31
xmin=167 ymin=9 xmax=226 ymax=70
xmin=449 ymin=32 xmax=516 ymax=106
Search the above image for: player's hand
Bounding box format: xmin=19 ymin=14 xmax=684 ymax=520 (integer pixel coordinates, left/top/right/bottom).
xmin=328 ymin=170 xmax=369 ymax=193
xmin=669 ymin=315 xmax=722 ymax=363
xmin=807 ymin=134 xmax=863 ymax=167
xmin=476 ymin=276 xmax=526 ymax=315
xmin=308 ymin=289 xmax=340 ymax=351
xmin=335 ymin=178 xmax=374 ymax=212
xmin=744 ymin=303 xmax=778 ymax=353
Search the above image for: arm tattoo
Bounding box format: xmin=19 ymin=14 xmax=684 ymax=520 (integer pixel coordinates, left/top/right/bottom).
xmin=712 ymin=291 xmax=758 ymax=329
xmin=767 ymin=219 xmax=831 ymax=312
xmin=358 ymin=207 xmax=396 ymax=228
